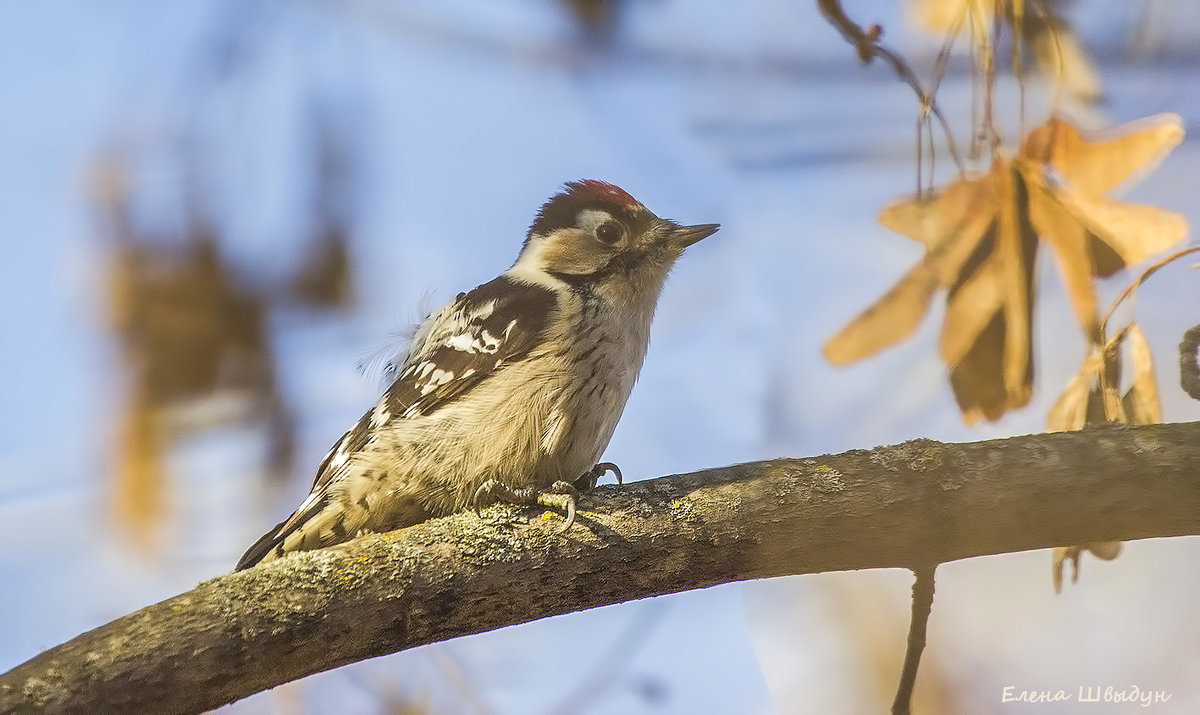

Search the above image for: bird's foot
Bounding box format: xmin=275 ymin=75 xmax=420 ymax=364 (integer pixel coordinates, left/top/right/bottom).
xmin=573 ymin=462 xmax=623 ymax=492
xmin=473 ymin=479 xmax=582 ymax=533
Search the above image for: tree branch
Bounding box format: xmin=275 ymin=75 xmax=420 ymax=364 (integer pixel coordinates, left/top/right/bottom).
xmin=4 ymin=422 xmax=1200 ymax=712
xmin=891 ymin=565 xmax=936 ymax=715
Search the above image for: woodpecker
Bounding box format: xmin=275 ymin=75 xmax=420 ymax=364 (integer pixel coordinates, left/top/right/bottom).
xmin=236 ymin=180 xmax=718 ymax=570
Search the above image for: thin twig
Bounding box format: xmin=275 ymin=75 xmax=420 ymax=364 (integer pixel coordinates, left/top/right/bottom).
xmin=428 ymin=647 xmax=496 ymax=715
xmin=816 ymin=0 xmax=965 ymax=171
xmin=1100 ymin=246 xmax=1200 ymax=333
xmin=916 ymin=118 xmax=923 ymax=194
xmin=1011 ymin=0 xmax=1027 ymax=138
xmin=890 ymin=565 xmax=936 ymax=715
xmin=923 ymin=13 xmax=962 ymax=193
xmin=1030 ymin=0 xmax=1068 ymax=115
xmin=548 ymin=601 xmax=667 ymax=714
xmin=983 ymin=6 xmax=1001 ymax=151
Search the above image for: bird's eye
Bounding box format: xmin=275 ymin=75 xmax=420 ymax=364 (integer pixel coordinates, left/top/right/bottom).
xmin=595 ymin=221 xmax=623 ymax=245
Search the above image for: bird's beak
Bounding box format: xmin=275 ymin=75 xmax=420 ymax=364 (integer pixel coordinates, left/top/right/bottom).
xmin=668 ymin=223 xmax=720 ymax=249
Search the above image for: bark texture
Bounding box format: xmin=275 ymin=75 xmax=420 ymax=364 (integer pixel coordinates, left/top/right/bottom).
xmin=3 ymin=422 xmax=1199 ymax=713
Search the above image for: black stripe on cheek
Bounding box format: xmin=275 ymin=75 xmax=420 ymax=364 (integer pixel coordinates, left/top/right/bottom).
xmin=546 ymin=269 xmax=595 ymax=289
xmin=547 ymin=249 xmax=642 ymax=289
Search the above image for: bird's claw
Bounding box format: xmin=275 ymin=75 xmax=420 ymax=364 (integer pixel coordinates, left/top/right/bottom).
xmin=539 ymin=481 xmax=581 ymax=533
xmin=594 ymin=462 xmax=623 ymax=486
xmin=472 ymin=480 xmax=491 ymax=516
xmin=473 ymin=479 xmax=530 ymax=516
xmin=472 ymin=478 xmax=580 ymax=533
xmin=574 ymin=461 xmax=623 ymax=491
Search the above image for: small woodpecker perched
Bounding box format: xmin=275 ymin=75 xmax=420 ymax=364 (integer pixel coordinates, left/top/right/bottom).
xmin=236 ymin=180 xmax=718 ymax=570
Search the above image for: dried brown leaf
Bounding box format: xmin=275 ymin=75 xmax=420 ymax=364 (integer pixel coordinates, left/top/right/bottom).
xmin=829 ymin=115 xmax=1186 ymax=427
xmin=823 ymin=263 xmax=938 ymax=365
xmin=1084 ymin=541 xmax=1123 ymax=561
xmin=940 ymin=258 xmax=1002 ymax=368
xmin=1047 ymin=351 xmax=1104 ymax=431
xmin=950 ymin=314 xmax=1013 ymax=425
xmin=1048 ymin=325 xmax=1132 ymax=431
xmin=1096 ymin=326 xmax=1128 ymax=423
xmin=1099 ymin=382 xmax=1127 ymax=423
xmin=878 ymin=177 xmax=998 ymax=288
xmin=1049 ymin=322 xmax=1145 ymax=591
xmin=878 ymin=175 xmax=989 ymax=249
xmin=1027 ymin=21 xmax=1104 ymax=103
xmin=1086 ymin=234 xmax=1128 ymax=278
xmin=1122 ymin=323 xmax=1162 ymax=425
xmin=1053 ymin=541 xmax=1123 ymax=594
xmin=1023 ymin=167 xmax=1100 ymax=340
xmin=1052 ymin=546 xmax=1080 ymax=594
xmin=115 ymin=392 xmax=165 ymax=549
xmin=995 ymin=164 xmax=1037 ymax=402
xmin=1059 ymin=188 xmax=1188 ymax=269
xmin=1022 ymin=114 xmax=1184 ymax=196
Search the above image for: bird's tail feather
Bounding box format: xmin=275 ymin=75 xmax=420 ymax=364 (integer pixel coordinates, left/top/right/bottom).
xmin=235 ymin=519 xmax=290 ymax=571
xmin=234 ymin=491 xmax=331 ymax=570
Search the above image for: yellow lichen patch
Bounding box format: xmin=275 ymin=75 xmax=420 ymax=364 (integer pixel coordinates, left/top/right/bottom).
xmin=810 ymin=465 xmax=847 ymax=493
xmin=668 ymin=498 xmax=698 ymax=523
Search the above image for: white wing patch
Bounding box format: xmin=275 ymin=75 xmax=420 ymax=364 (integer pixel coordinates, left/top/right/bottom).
xmin=376 ymin=276 xmax=555 ymax=420
xmin=421 ymin=368 xmax=456 ymax=395
xmin=445 ymin=332 xmax=476 ymax=352
xmin=370 ymin=401 xmax=391 ymax=428
xmin=475 ymin=300 xmax=497 ymax=320
xmin=443 ymin=324 xmax=510 ymax=355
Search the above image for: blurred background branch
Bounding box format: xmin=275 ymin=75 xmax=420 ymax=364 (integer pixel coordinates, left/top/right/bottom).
xmin=4 ymin=421 xmax=1199 ymax=713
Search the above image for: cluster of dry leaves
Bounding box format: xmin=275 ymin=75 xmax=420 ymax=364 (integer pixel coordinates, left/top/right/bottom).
xmin=823 ymin=113 xmax=1190 ymax=590
xmin=93 ymin=152 xmax=354 ymax=548
xmin=816 ymin=6 xmax=1193 ymax=711
xmin=1047 ymin=243 xmax=1200 ymax=590
xmin=824 ymin=113 xmax=1187 ymax=424
xmin=909 ymin=0 xmax=1105 ymax=103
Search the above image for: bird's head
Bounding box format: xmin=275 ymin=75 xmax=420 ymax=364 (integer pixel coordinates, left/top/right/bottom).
xmin=510 ymin=180 xmax=718 ymax=301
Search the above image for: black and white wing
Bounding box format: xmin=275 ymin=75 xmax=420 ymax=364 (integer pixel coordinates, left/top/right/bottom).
xmin=234 ymin=275 xmax=557 ymax=569
xmin=386 ymin=275 xmax=558 ymax=417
